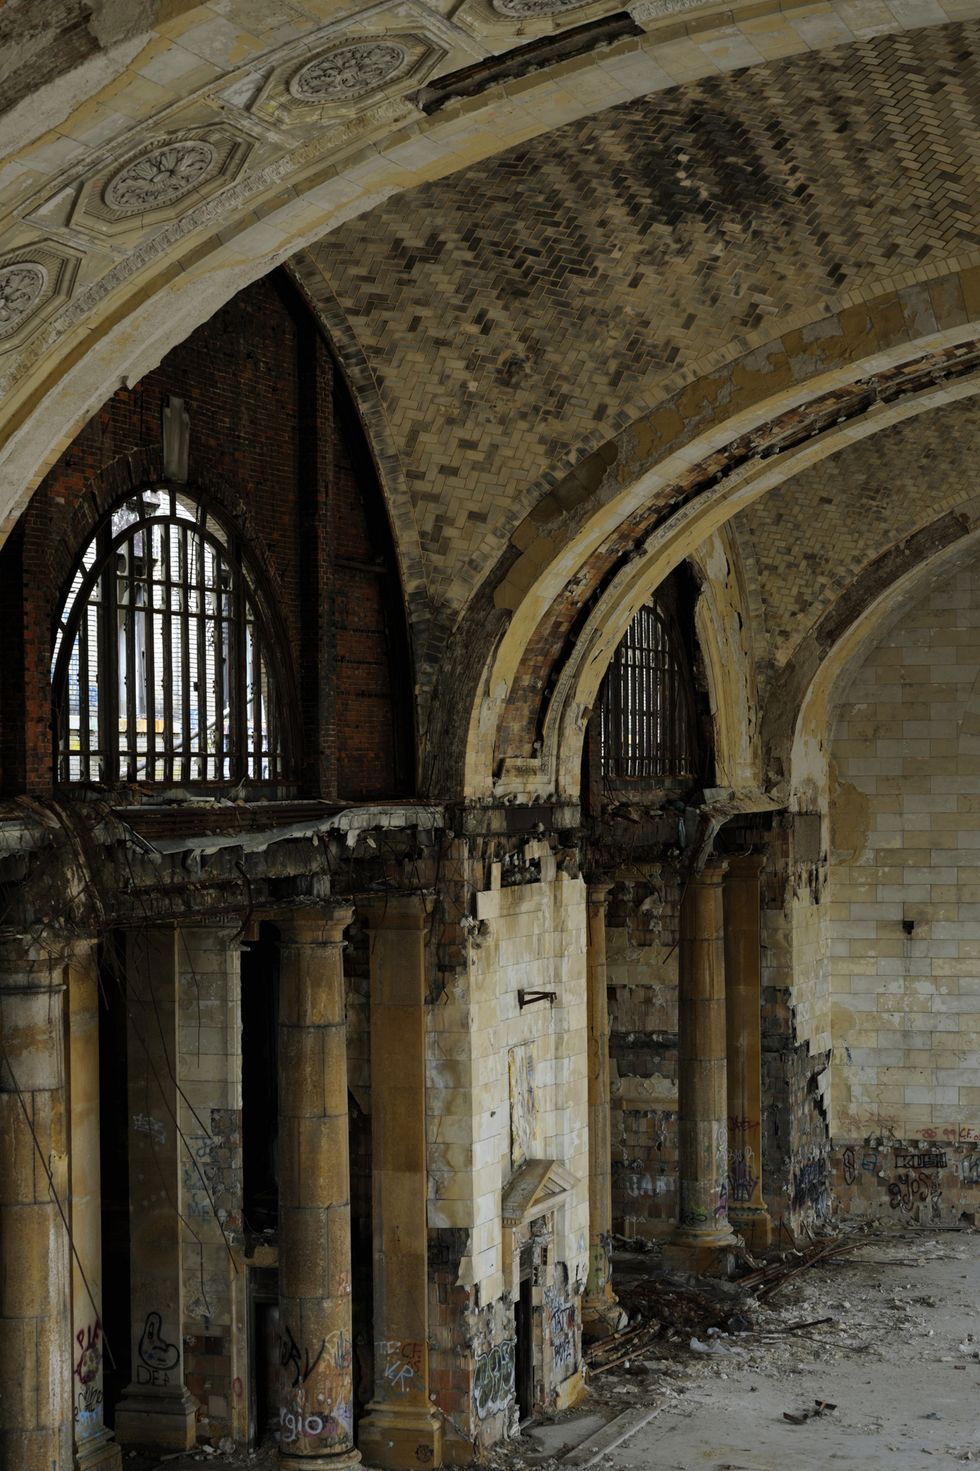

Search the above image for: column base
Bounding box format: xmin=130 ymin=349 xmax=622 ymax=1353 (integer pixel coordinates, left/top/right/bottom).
xmin=114 ymin=1386 xmax=198 ymax=1451
xmin=582 ymin=1289 xmax=629 ymax=1342
xmin=75 ymin=1427 xmax=123 ymax=1471
xmin=357 ymin=1400 xmax=443 ymax=1470
xmin=663 ymin=1227 xmax=737 ymax=1278
xmin=729 ymin=1206 xmax=772 ymax=1253
xmin=279 ymin=1447 xmax=361 ymax=1470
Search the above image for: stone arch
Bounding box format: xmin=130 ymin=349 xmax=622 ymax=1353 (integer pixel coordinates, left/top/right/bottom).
xmin=3 ymin=0 xmax=980 ymax=548
xmin=444 ymin=291 xmax=980 ymax=800
xmin=784 ymin=523 xmax=980 ymax=816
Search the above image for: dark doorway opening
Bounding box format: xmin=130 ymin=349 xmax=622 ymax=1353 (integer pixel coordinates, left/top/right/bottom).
xmin=247 ymin=1266 xmax=280 ymax=1447
xmin=515 ymin=1266 xmax=535 ymax=1424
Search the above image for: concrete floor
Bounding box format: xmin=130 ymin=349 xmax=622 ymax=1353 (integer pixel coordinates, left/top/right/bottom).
xmin=535 ymin=1228 xmax=980 ymax=1471
xmin=129 ymin=1228 xmax=979 ymax=1471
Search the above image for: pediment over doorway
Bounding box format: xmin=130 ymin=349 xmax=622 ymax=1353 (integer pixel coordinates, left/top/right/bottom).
xmin=502 ymin=1159 xmax=577 ymax=1229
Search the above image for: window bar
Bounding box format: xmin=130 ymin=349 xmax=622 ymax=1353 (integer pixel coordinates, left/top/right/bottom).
xmin=195 ymin=531 xmax=208 ymax=781
xmin=229 ymin=557 xmax=246 ymax=784
xmin=179 ymin=524 xmax=192 ymax=785
xmin=87 ymin=600 xmax=100 ymax=782
xmin=161 ymin=522 xmax=174 ymax=784
xmin=252 ymin=627 xmax=263 ymax=781
xmin=123 ymin=550 xmax=138 ymax=784
xmin=101 ymin=529 xmax=118 ymax=784
xmin=143 ymin=532 xmax=156 ymax=783
xmin=77 ymin=597 xmax=90 ymax=782
xmin=215 ymin=566 xmax=227 ymax=781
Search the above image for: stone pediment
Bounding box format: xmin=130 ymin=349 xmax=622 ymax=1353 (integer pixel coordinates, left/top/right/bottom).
xmin=501 ymin=1159 xmax=576 ymax=1228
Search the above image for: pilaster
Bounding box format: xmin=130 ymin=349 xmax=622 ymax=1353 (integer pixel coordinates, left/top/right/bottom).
xmin=356 ymin=893 xmax=442 ymax=1471
xmin=276 ymin=906 xmax=360 ymax=1470
xmin=665 ymin=861 xmax=737 ymax=1276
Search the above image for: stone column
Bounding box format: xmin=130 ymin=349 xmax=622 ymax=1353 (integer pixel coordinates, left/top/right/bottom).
xmin=0 ymin=935 xmax=73 ymax=1471
xmin=66 ymin=942 xmax=122 ymax=1470
xmin=724 ymin=856 xmax=772 ymax=1251
xmin=357 ymin=894 xmax=442 ymax=1471
xmin=666 ymin=860 xmax=736 ymax=1275
xmin=277 ymin=906 xmax=359 ymax=1470
xmin=582 ymin=884 xmax=627 ymax=1339
xmin=115 ymin=928 xmax=197 ymax=1451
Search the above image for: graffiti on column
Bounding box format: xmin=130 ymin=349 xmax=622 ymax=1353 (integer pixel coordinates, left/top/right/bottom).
xmin=281 ymin=1326 xmax=326 ymax=1387
xmin=136 ymin=1311 xmax=178 ymax=1386
xmin=280 ymin=1326 xmax=353 ymax=1448
xmin=73 ymin=1319 xmax=103 ymax=1426
xmin=841 ymin=1146 xmax=856 ymax=1186
xmin=279 ymin=1400 xmax=353 ymax=1447
xmin=473 ymin=1340 xmax=515 ymax=1418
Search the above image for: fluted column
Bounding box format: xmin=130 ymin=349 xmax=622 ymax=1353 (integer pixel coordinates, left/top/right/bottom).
xmin=277 ymin=906 xmax=359 ymax=1470
xmin=66 ymin=941 xmax=122 ymax=1470
xmin=666 ymin=860 xmax=736 ymax=1275
xmin=357 ymin=894 xmax=442 ymax=1471
xmin=0 ymin=935 xmax=73 ymax=1471
xmin=582 ymin=884 xmax=627 ymax=1338
xmin=115 ymin=927 xmax=197 ymax=1451
xmin=724 ymin=855 xmax=772 ymax=1251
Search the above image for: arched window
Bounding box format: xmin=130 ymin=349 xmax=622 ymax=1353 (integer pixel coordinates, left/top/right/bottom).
xmin=599 ymin=598 xmax=698 ymax=781
xmin=52 ymin=487 xmax=290 ymax=785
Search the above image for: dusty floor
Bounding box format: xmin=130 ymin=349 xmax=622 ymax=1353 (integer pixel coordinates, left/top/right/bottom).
xmin=127 ymin=1225 xmax=979 ymax=1470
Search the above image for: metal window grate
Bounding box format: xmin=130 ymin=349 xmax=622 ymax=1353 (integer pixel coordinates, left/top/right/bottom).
xmin=599 ymin=600 xmax=696 ymax=780
xmin=52 ymin=487 xmax=287 ymax=785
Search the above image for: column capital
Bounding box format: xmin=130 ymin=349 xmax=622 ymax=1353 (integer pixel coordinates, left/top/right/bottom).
xmin=585 ymin=881 xmax=615 ymax=909
xmin=277 ymin=903 xmax=354 ymax=946
xmin=0 ymin=927 xmax=81 ymax=970
xmin=692 ymin=856 xmax=728 ymax=887
xmin=357 ymin=891 xmax=435 ymax=930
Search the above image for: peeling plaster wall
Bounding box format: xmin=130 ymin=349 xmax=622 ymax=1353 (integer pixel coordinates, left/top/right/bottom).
xmin=827 ymin=561 xmax=980 ymax=1222
xmin=426 ymin=844 xmax=588 ymax=1447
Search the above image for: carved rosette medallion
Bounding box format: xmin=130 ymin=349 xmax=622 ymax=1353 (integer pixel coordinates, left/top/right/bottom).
xmin=289 ymin=41 xmax=408 ymax=102
xmin=0 ymin=262 xmax=48 ymax=340
xmin=103 ymin=142 xmax=218 ymax=216
xmin=492 ymin=0 xmax=585 ymax=13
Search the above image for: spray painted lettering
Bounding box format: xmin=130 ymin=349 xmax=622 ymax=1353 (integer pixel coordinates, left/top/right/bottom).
xmin=888 ymin=1171 xmax=942 ymax=1215
xmin=279 ymin=1398 xmax=353 ymax=1448
xmin=136 ymin=1311 xmax=178 ymax=1386
xmin=727 ymin=1148 xmax=759 ymax=1202
xmin=73 ymin=1320 xmax=104 ymax=1427
xmin=473 ymin=1340 xmax=515 ymax=1418
xmin=792 ymin=1157 xmax=829 ymax=1215
xmin=376 ymin=1339 xmax=423 ymax=1393
xmin=132 ymin=1112 xmax=165 ymax=1144
xmin=549 ymin=1299 xmax=576 ymax=1378
xmin=894 ymin=1149 xmax=947 ymax=1171
xmin=841 ymin=1147 xmax=856 ymax=1186
xmin=281 ymin=1326 xmax=325 ymax=1388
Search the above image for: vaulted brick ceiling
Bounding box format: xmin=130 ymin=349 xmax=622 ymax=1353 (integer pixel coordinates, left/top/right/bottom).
xmin=298 ymin=19 xmax=980 ymax=627
xmin=734 ymin=396 xmax=980 ymax=702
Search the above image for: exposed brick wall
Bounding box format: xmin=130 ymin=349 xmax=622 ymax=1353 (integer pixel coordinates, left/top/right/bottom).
xmin=0 ymin=270 xmax=412 ymax=800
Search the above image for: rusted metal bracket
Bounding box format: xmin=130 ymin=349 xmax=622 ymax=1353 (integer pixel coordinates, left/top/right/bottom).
xmin=518 ymin=989 xmax=556 ymax=1009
